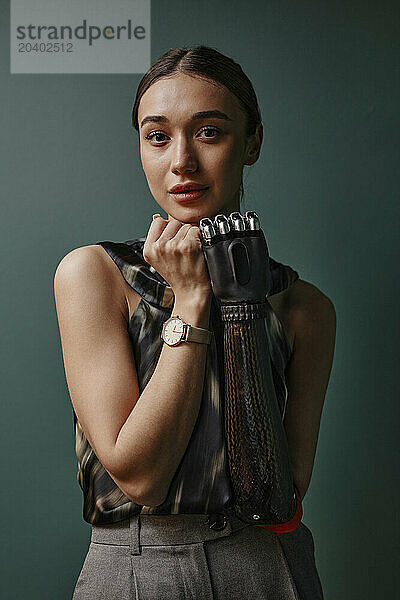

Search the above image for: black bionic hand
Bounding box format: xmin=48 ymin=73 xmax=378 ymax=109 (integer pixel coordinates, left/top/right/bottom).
xmin=200 ymin=212 xmax=271 ymax=304
xmin=199 ymin=211 xmax=297 ymax=526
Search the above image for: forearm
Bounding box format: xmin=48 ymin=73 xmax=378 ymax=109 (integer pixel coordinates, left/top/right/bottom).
xmin=113 ymin=292 xmax=211 ymax=505
xmin=221 ymin=300 xmax=297 ymax=524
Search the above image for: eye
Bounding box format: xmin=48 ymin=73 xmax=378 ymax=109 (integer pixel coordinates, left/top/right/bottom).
xmin=199 ymin=127 xmax=220 ymax=138
xmin=145 ymin=131 xmax=168 ymax=143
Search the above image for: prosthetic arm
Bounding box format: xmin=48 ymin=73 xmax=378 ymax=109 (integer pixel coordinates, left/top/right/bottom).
xmin=199 ymin=211 xmax=299 ymax=528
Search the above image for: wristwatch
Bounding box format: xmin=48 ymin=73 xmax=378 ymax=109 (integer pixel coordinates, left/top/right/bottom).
xmin=161 ymin=315 xmax=212 ymax=346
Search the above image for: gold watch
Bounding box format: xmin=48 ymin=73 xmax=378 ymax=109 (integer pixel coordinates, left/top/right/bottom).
xmin=161 ymin=315 xmax=212 ymax=346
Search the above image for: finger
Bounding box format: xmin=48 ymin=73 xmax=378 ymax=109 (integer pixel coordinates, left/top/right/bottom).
xmin=184 ymin=224 xmax=201 ymax=242
xmin=181 ymin=225 xmax=202 ymax=250
xmin=146 ymin=214 xmax=169 ymax=244
xmin=157 ymin=217 xmax=185 ymax=242
xmin=171 ymin=223 xmax=192 ymax=241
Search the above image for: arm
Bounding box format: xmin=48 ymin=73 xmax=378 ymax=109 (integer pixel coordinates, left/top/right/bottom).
xmin=115 ymin=290 xmax=211 ymax=505
xmin=220 ymin=302 xmax=298 ymax=525
xmin=54 ymin=245 xmax=211 ymax=507
xmin=282 ymin=280 xmax=336 ymax=501
xmin=200 ymin=211 xmax=299 ymax=526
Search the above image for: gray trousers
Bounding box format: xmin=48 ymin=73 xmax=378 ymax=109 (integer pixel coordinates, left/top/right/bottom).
xmin=72 ymin=513 xmax=323 ymax=599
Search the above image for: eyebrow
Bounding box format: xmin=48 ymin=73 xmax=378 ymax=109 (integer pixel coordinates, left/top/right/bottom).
xmin=140 ymin=110 xmax=233 ymax=128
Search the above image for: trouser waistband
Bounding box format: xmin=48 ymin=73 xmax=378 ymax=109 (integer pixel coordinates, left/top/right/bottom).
xmin=91 ymin=512 xmax=251 ymax=555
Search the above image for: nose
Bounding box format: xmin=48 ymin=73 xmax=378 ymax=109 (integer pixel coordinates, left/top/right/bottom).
xmin=170 ymin=134 xmax=198 ymax=174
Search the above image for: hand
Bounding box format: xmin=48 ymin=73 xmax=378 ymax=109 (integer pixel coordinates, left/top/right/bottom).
xmin=199 ymin=210 xmax=272 ymax=303
xmin=143 ymin=215 xmax=212 ymax=299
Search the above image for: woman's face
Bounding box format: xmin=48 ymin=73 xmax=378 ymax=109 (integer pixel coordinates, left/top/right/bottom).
xmin=137 ymin=72 xmax=259 ymax=225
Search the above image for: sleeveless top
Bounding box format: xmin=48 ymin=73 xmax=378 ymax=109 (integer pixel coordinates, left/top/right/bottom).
xmin=72 ymin=236 xmax=300 ymax=525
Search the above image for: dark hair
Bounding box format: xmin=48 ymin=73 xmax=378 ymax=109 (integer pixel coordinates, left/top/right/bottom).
xmin=131 ymin=45 xmax=262 ymax=204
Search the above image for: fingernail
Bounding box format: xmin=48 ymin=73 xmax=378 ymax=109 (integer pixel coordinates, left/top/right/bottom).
xmin=152 ymin=213 xmax=161 ymax=220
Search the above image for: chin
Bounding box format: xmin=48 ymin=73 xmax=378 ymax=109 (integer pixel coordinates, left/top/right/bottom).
xmin=174 ymin=207 xmax=207 ymax=225
xmin=169 ymin=201 xmax=230 ymax=225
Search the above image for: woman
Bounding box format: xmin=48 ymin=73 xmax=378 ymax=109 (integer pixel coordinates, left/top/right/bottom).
xmin=54 ymin=45 xmax=336 ymax=600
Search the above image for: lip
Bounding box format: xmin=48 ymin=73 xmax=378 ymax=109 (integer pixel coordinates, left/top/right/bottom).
xmin=170 ymin=188 xmax=209 ymax=203
xmin=169 ymin=183 xmax=209 ymax=193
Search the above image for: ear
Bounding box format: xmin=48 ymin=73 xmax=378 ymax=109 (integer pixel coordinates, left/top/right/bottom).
xmin=243 ymin=123 xmax=263 ymax=166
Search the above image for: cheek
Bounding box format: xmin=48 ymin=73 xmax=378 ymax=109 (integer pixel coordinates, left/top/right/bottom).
xmin=212 ymin=145 xmax=244 ymax=186
xmin=140 ymin=150 xmax=165 ymax=184
xmin=212 ymin=139 xmax=244 ymax=169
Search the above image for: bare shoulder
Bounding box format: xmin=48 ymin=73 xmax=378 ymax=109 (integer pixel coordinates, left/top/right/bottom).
xmin=55 ymin=243 xmax=113 ymax=277
xmin=54 ymin=244 xmax=128 ymax=318
xmin=284 ymin=278 xmax=336 ymax=341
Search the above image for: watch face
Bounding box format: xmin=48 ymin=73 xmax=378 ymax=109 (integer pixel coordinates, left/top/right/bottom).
xmin=163 ymin=318 xmax=184 ymax=346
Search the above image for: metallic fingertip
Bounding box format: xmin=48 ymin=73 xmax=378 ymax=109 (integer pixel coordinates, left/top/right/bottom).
xmin=199 ymin=217 xmax=216 ymax=240
xmin=229 ymin=211 xmax=245 ymax=231
xmin=214 ymin=214 xmax=230 ymax=235
xmin=245 ymin=211 xmax=260 ymax=230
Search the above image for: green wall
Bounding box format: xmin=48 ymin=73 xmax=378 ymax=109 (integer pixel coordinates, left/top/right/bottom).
xmin=1 ymin=1 xmax=398 ymax=598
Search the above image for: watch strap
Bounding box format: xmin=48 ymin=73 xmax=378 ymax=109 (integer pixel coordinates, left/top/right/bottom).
xmin=184 ymin=323 xmax=213 ymax=344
